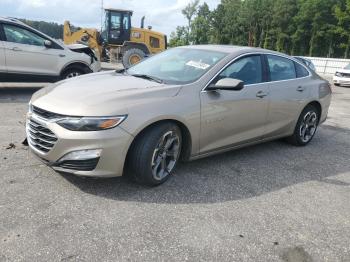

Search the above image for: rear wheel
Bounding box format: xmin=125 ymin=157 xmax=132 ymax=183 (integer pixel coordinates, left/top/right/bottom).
xmin=127 ymin=123 xmax=182 ymax=186
xmin=286 ymin=105 xmax=319 ymax=146
xmin=122 ymin=48 xmax=145 ymax=68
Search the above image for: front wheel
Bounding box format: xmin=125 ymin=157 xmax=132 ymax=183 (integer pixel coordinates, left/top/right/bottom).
xmin=286 ymin=105 xmax=319 ymax=146
xmin=61 ymin=67 xmax=84 ymax=80
xmin=122 ymin=48 xmax=145 ymax=69
xmin=126 ymin=123 xmax=182 ymax=186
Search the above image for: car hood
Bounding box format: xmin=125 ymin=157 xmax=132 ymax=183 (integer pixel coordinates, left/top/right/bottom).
xmin=66 ymin=43 xmax=90 ymax=51
xmin=31 ymin=71 xmax=182 ymax=116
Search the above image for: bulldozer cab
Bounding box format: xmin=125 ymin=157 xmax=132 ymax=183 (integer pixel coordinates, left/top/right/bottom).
xmin=102 ymin=8 xmax=132 ymax=46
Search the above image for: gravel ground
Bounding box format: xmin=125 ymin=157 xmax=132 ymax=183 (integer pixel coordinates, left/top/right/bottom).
xmin=0 ymin=84 xmax=349 ymax=262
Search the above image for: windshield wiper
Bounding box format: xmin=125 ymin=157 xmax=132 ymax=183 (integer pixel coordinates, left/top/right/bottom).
xmin=131 ymin=74 xmax=164 ymax=84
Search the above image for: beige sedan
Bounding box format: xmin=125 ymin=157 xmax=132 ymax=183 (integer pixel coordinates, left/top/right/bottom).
xmin=26 ymin=45 xmax=332 ymax=186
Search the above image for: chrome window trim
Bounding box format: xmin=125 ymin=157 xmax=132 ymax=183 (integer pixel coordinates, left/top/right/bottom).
xmin=201 ymin=51 xmax=312 ymax=93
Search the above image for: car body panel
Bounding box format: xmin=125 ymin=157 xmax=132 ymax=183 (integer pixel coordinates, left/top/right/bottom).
xmin=3 ymin=40 xmax=62 ymax=75
xmin=27 ymin=45 xmax=332 ymax=178
xmin=200 ymin=82 xmax=270 ymax=154
xmin=264 ymin=77 xmax=311 ymax=138
xmin=0 ymin=40 xmax=6 ymax=72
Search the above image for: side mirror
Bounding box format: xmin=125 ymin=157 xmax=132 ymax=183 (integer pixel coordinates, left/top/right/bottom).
xmin=44 ymin=40 xmax=52 ymax=48
xmin=207 ymin=78 xmax=244 ymax=91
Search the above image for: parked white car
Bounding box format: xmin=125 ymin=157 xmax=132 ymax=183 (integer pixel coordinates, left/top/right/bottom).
xmin=0 ymin=17 xmax=100 ymax=82
xmin=333 ymin=63 xmax=350 ymax=86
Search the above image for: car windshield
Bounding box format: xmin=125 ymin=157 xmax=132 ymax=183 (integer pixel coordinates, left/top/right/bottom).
xmin=127 ymin=48 xmax=228 ymax=85
xmin=345 ymin=63 xmax=350 ymax=70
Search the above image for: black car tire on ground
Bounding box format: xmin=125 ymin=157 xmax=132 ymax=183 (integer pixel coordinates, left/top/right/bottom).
xmin=126 ymin=122 xmax=182 ymax=186
xmin=286 ymin=104 xmax=320 ymax=146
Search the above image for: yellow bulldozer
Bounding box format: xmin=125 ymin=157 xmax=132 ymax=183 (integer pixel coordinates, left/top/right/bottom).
xmin=64 ymin=8 xmax=167 ymax=68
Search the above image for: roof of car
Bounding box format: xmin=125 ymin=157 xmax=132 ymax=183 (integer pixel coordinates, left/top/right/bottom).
xmin=182 ymin=45 xmax=270 ymax=54
xmin=0 ymin=17 xmax=26 ymax=25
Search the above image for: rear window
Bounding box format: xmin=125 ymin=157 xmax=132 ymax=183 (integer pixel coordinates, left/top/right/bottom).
xmin=267 ymin=55 xmax=296 ymax=81
xmin=295 ymin=62 xmax=310 ymax=78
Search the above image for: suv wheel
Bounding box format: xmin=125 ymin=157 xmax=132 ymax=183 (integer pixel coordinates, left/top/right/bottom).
xmin=61 ymin=67 xmax=84 ymax=80
xmin=127 ymin=123 xmax=182 ymax=186
xmin=287 ymin=105 xmax=319 ymax=146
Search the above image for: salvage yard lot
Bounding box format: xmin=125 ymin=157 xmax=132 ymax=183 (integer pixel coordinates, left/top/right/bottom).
xmin=0 ymin=85 xmax=350 ymax=261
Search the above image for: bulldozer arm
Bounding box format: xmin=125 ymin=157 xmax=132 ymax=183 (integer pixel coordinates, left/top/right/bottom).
xmin=64 ymin=21 xmax=103 ymax=59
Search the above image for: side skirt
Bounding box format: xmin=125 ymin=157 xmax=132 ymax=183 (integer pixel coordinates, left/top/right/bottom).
xmin=189 ymin=134 xmax=290 ymax=161
xmin=0 ymin=72 xmax=60 ymax=83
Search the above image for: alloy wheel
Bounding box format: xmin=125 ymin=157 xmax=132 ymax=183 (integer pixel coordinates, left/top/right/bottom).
xmin=299 ymin=111 xmax=318 ymax=143
xmin=66 ymin=72 xmax=81 ymax=79
xmin=151 ymin=131 xmax=180 ymax=181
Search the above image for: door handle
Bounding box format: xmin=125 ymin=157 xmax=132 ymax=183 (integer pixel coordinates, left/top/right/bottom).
xmin=59 ymin=54 xmax=66 ymax=57
xmin=256 ymin=91 xmax=268 ymax=98
xmin=297 ymin=86 xmax=305 ymax=92
xmin=11 ymin=47 xmax=21 ymax=51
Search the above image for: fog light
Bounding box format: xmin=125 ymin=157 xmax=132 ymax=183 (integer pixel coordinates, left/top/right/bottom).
xmin=58 ymin=149 xmax=102 ymax=162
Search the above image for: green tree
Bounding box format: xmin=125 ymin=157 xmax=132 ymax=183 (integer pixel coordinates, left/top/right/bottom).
xmin=169 ymin=26 xmax=188 ymax=47
xmin=191 ymin=3 xmax=211 ymax=44
xmin=334 ymin=0 xmax=350 ymax=58
xmin=181 ymin=0 xmax=200 ymax=43
xmin=169 ymin=0 xmax=347 ymax=58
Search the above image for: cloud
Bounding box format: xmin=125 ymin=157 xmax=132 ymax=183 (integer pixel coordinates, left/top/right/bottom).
xmin=0 ymin=0 xmax=220 ymax=35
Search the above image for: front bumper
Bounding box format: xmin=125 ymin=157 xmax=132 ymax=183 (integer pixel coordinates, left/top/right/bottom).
xmin=90 ymin=59 xmax=102 ymax=73
xmin=333 ymin=75 xmax=350 ymax=86
xmin=26 ymin=113 xmax=133 ymax=177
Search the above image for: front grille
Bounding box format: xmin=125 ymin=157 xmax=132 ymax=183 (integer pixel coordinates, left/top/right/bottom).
xmin=27 ymin=118 xmax=58 ymax=153
xmin=55 ymin=158 xmax=100 ymax=171
xmin=32 ymin=106 xmax=65 ymax=120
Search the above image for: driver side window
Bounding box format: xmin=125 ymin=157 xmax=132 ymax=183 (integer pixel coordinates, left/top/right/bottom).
xmin=3 ymin=24 xmax=45 ymax=46
xmin=216 ymin=55 xmax=263 ymax=85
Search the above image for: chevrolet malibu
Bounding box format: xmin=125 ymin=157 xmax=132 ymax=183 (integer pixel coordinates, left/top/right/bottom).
xmin=26 ymin=45 xmax=332 ymax=186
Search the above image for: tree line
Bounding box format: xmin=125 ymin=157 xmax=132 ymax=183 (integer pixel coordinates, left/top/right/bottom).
xmin=20 ymin=19 xmax=64 ymax=40
xmin=170 ymin=0 xmax=350 ymax=58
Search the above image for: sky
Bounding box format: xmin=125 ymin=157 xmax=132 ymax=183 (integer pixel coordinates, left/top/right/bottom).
xmin=0 ymin=0 xmax=220 ymax=35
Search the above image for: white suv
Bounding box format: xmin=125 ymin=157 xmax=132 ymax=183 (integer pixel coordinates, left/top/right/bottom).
xmin=0 ymin=17 xmax=100 ymax=82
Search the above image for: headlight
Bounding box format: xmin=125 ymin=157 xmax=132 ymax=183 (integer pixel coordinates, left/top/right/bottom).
xmin=57 ymin=116 xmax=127 ymax=131
xmin=28 ymin=101 xmax=33 ymax=113
xmin=335 ymin=72 xmax=342 ymax=77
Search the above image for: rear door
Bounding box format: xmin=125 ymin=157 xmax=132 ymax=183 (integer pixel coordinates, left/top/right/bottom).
xmin=264 ymin=54 xmax=311 ymax=138
xmin=2 ymin=23 xmax=62 ymax=76
xmin=0 ymin=24 xmax=7 ymax=73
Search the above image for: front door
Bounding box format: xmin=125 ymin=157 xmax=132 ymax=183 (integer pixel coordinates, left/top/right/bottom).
xmin=2 ymin=23 xmax=61 ymax=76
xmin=200 ymin=54 xmax=270 ymax=154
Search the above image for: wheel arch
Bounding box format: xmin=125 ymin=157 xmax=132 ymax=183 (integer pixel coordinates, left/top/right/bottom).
xmin=60 ymin=61 xmax=92 ymax=76
xmin=125 ymin=119 xmax=193 ymax=163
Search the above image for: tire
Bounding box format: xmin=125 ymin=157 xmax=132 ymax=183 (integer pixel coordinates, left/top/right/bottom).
xmin=286 ymin=105 xmax=320 ymax=146
xmin=122 ymin=48 xmax=145 ymax=68
xmin=61 ymin=67 xmax=84 ymax=80
xmin=126 ymin=123 xmax=182 ymax=186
